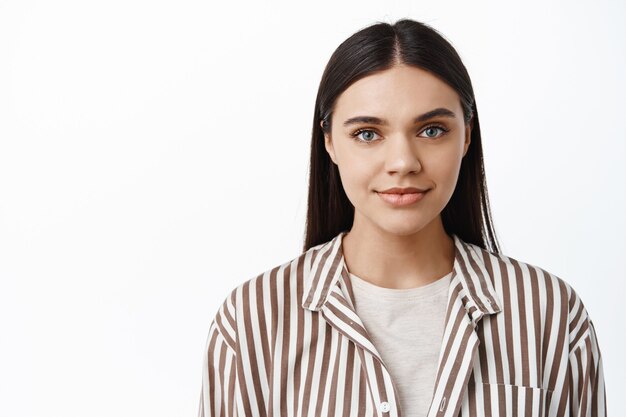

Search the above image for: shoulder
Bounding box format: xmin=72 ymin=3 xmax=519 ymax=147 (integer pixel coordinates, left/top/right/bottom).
xmin=226 ymin=247 xmax=311 ymax=303
xmin=209 ymin=249 xmax=311 ymax=347
xmin=470 ymin=242 xmax=595 ymax=351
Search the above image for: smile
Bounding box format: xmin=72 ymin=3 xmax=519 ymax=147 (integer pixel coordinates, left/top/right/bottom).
xmin=376 ymin=190 xmax=428 ymax=207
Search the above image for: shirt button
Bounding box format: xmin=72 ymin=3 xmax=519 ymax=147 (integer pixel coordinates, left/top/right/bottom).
xmin=379 ymin=402 xmax=391 ymax=413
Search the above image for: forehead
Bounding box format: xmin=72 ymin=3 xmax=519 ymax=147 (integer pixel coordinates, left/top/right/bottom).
xmin=333 ymin=65 xmax=462 ymax=120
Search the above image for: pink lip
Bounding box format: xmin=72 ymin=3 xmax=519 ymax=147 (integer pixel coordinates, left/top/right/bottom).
xmin=379 ymin=186 xmax=428 ymax=193
xmin=376 ymin=190 xmax=428 ymax=206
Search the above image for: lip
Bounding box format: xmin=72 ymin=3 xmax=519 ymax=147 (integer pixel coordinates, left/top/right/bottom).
xmin=376 ymin=189 xmax=428 ymax=207
xmin=378 ymin=186 xmax=428 ymax=194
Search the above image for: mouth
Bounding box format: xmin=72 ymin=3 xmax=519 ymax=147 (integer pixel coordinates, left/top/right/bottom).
xmin=378 ymin=186 xmax=428 ymax=194
xmin=376 ymin=189 xmax=429 ymax=207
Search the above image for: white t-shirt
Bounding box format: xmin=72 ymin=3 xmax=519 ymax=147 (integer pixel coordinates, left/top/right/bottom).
xmin=348 ymin=270 xmax=452 ymax=417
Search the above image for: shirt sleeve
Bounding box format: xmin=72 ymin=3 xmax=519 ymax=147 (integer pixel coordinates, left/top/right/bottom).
xmin=198 ymin=290 xmax=240 ymax=417
xmin=568 ymin=319 xmax=607 ymax=417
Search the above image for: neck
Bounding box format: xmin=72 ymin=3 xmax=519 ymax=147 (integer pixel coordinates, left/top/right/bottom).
xmin=341 ymin=216 xmax=454 ymax=289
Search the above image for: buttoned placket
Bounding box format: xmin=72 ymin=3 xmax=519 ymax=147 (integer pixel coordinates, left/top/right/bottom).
xmin=321 ymin=279 xmax=403 ymax=417
xmin=301 ymin=231 xmax=502 ymax=417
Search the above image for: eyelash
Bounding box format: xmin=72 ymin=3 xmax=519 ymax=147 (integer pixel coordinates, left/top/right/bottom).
xmin=350 ymin=124 xmax=450 ymax=145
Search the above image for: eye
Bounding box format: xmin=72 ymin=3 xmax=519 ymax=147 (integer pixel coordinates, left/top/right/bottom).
xmin=350 ymin=128 xmax=380 ymax=144
xmin=419 ymin=124 xmax=449 ymax=139
xmin=350 ymin=124 xmax=450 ymax=145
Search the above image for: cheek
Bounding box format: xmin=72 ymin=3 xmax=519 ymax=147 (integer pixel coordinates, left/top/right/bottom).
xmin=429 ymin=152 xmax=463 ymax=194
xmin=336 ymin=154 xmax=375 ymax=198
xmin=341 ymin=162 xmax=371 ymax=188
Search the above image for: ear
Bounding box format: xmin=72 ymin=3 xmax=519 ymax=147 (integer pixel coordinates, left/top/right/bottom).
xmin=462 ymin=118 xmax=472 ymax=157
xmin=321 ymin=120 xmax=338 ymax=165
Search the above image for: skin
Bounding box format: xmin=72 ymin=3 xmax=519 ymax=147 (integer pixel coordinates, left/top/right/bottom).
xmin=321 ymin=64 xmax=472 ymax=289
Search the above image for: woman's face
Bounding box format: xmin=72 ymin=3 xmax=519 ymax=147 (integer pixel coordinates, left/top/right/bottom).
xmin=322 ymin=64 xmax=472 ymax=237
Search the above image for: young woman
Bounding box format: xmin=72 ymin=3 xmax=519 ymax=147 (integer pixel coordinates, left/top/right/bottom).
xmin=198 ymin=19 xmax=606 ymax=417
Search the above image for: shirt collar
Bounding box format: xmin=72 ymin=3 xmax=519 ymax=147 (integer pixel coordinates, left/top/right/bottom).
xmin=301 ymin=230 xmax=502 ymax=316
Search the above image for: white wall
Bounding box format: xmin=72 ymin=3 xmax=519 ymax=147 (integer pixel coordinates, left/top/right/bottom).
xmin=1 ymin=1 xmax=623 ymax=416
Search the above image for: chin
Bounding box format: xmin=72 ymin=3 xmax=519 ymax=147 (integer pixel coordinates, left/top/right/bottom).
xmin=377 ymin=221 xmax=427 ymax=237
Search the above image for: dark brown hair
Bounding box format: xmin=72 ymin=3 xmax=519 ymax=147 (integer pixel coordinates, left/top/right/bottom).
xmin=303 ymin=18 xmax=500 ymax=254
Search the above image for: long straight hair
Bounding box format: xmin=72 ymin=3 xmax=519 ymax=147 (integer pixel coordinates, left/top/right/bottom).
xmin=303 ymin=19 xmax=500 ymax=254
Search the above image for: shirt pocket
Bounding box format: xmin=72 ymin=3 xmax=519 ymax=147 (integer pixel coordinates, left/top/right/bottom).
xmin=469 ymin=382 xmax=552 ymax=417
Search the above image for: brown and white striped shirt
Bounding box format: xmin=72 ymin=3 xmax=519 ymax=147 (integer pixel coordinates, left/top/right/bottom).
xmin=198 ymin=230 xmax=606 ymax=417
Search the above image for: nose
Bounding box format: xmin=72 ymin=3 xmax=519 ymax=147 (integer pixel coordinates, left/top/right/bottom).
xmin=384 ymin=134 xmax=422 ymax=175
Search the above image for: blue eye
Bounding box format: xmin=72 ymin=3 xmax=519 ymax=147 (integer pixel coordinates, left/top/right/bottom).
xmin=350 ymin=124 xmax=450 ymax=145
xmin=420 ymin=126 xmax=447 ymax=138
xmin=351 ymin=129 xmax=380 ymax=144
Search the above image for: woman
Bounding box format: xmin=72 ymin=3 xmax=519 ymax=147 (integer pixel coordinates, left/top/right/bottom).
xmin=198 ymin=19 xmax=606 ymax=417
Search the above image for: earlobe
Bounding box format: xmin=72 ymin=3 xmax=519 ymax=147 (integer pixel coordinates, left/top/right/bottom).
xmin=463 ymin=124 xmax=472 ymax=157
xmin=323 ymin=133 xmax=337 ymax=165
xmin=320 ymin=119 xmax=338 ymax=164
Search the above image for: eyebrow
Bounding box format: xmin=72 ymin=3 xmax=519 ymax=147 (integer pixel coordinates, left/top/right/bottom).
xmin=342 ymin=107 xmax=457 ymax=127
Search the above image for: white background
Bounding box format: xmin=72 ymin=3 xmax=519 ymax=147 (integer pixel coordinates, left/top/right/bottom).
xmin=1 ymin=0 xmax=624 ymax=416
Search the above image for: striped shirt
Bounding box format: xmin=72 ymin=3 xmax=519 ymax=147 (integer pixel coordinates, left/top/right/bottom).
xmin=198 ymin=230 xmax=607 ymax=417
xmin=348 ymin=269 xmax=452 ymax=417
